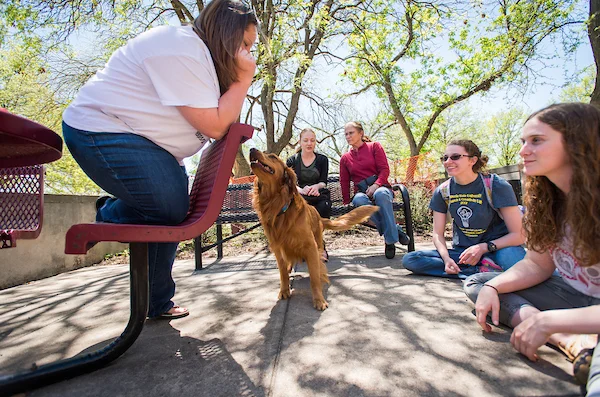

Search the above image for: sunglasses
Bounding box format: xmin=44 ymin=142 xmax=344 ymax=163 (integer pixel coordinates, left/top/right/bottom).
xmin=440 ymin=154 xmax=473 ymax=162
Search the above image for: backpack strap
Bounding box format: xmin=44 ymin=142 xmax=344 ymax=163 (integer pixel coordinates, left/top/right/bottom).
xmin=482 ymin=173 xmax=504 ymax=220
xmin=439 ymin=178 xmax=452 ymax=212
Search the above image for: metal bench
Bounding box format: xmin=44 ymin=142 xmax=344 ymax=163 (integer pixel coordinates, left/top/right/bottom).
xmin=194 ymin=176 xmax=415 ymax=269
xmin=0 ymin=123 xmax=254 ymax=395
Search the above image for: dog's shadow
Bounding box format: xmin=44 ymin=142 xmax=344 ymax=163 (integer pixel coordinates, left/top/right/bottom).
xmin=257 ymin=262 xmax=330 ymax=352
xmin=289 ymin=262 xmax=331 ymax=309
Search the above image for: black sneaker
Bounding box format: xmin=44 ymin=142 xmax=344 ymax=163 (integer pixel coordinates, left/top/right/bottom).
xmin=385 ymin=243 xmax=396 ymax=259
xmin=397 ymin=225 xmax=410 ymax=246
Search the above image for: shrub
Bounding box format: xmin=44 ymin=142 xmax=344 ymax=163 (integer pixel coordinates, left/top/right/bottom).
xmin=406 ymin=183 xmax=434 ymax=234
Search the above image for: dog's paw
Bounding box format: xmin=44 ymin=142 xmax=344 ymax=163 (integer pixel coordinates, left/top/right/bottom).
xmin=278 ymin=288 xmax=291 ymax=300
xmin=313 ymin=298 xmax=328 ymax=311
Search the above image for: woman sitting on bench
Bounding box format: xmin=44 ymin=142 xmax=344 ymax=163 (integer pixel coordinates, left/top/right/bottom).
xmin=402 ymin=139 xmax=526 ymax=278
xmin=286 ymin=128 xmax=331 ymax=219
xmin=340 ymin=121 xmax=410 ymax=260
xmin=61 ymin=0 xmax=257 ymax=319
xmin=286 ymin=128 xmax=331 ymax=261
xmin=464 ymin=103 xmax=599 ymax=395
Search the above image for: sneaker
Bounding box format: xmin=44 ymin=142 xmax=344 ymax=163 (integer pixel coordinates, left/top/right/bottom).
xmin=96 ymin=195 xmax=112 ymax=211
xmin=479 ymin=257 xmax=502 ymax=272
xmin=397 ymin=225 xmax=410 ymax=246
xmin=385 ymin=243 xmax=396 ymax=259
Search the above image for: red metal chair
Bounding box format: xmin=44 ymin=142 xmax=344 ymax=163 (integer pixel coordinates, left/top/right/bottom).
xmin=0 ymin=123 xmax=254 ymax=395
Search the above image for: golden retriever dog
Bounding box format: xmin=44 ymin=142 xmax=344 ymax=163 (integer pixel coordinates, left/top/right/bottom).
xmin=249 ymin=148 xmax=378 ymax=310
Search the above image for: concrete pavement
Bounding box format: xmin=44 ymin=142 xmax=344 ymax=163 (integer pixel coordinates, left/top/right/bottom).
xmin=0 ymin=243 xmax=582 ymax=396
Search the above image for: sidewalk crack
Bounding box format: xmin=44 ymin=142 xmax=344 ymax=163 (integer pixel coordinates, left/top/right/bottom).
xmin=266 ymin=277 xmax=293 ymax=397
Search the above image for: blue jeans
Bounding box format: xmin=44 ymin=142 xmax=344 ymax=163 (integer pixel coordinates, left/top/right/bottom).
xmin=402 ymin=245 xmax=525 ymax=279
xmin=352 ymin=187 xmax=400 ymax=244
xmin=63 ymin=122 xmax=189 ymax=318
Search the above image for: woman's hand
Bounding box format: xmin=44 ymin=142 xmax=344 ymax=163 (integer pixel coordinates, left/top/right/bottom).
xmin=510 ymin=312 xmax=551 ymax=362
xmin=475 ymin=285 xmax=500 ymax=332
xmin=235 ymin=48 xmax=256 ymax=85
xmin=444 ymin=258 xmax=460 ymax=275
xmin=305 ymin=184 xmax=321 ymax=196
xmin=459 ymin=243 xmax=486 ymax=266
xmin=365 ymin=183 xmax=380 ymax=198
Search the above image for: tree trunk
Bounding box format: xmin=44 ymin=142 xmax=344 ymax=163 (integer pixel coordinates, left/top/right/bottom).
xmin=589 ymin=0 xmax=600 ymax=105
xmin=233 ymin=146 xmax=251 ymax=177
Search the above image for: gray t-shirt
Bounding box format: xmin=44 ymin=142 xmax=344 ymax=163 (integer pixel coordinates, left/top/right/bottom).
xmin=300 ymin=160 xmax=321 ymax=187
xmin=429 ymin=174 xmax=518 ymax=248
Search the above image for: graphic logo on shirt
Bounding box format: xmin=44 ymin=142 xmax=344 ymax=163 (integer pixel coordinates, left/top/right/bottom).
xmin=456 ymin=206 xmax=472 ymax=227
xmin=195 ymin=131 xmax=206 ymax=143
xmin=552 ymin=247 xmax=577 ymax=280
xmin=552 ymin=245 xmax=600 ymax=290
xmin=449 ymin=193 xmax=483 ymax=206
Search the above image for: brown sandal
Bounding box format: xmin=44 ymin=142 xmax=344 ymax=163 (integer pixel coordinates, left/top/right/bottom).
xmin=573 ymin=348 xmax=594 ymax=385
xmin=557 ymin=334 xmax=598 ymax=362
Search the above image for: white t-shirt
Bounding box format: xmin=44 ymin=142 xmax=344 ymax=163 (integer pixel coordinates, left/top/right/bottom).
xmin=63 ymin=25 xmax=220 ymax=164
xmin=552 ymin=236 xmax=600 ymax=299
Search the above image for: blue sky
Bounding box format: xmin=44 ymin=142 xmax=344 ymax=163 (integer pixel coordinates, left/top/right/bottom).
xmin=472 ymin=38 xmax=594 ymax=115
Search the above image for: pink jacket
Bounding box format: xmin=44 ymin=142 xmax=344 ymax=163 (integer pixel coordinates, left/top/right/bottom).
xmin=339 ymin=141 xmax=391 ymax=204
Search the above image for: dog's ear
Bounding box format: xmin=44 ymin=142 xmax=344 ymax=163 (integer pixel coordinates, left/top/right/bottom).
xmin=283 ymin=167 xmax=297 ymax=195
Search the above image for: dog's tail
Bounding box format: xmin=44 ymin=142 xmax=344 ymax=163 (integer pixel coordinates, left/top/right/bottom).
xmin=321 ymin=205 xmax=379 ymax=231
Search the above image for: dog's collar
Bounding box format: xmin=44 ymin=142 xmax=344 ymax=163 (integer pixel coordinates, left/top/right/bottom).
xmin=278 ymin=197 xmax=293 ymax=216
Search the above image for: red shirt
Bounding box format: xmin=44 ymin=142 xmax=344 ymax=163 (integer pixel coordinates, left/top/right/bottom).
xmin=339 ymin=141 xmax=391 ymax=204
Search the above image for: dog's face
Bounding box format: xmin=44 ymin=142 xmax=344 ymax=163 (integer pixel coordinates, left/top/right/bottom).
xmin=249 ymin=148 xmax=297 ymax=196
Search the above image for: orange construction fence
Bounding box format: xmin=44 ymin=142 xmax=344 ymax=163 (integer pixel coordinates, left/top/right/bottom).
xmin=390 ymin=152 xmax=442 ymax=192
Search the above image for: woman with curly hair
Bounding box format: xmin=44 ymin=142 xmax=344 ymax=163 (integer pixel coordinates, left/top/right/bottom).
xmin=402 ymin=139 xmax=526 ymax=278
xmin=463 ymin=103 xmax=600 ymax=395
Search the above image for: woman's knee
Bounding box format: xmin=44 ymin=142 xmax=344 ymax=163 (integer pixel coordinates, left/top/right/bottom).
xmin=402 ymin=251 xmax=422 ymax=271
xmin=352 ymin=193 xmax=371 ymax=206
xmin=147 ymin=190 xmax=190 ymax=224
xmin=463 ymin=272 xmax=497 ymax=303
xmin=373 ymin=188 xmax=392 ymax=203
xmin=494 ymin=246 xmax=526 ymax=269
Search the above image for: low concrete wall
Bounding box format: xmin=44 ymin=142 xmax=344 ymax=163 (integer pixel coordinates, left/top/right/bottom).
xmin=0 ymin=195 xmax=127 ymax=290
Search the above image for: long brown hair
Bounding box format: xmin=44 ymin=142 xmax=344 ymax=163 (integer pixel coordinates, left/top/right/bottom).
xmin=345 ymin=121 xmax=372 ymax=142
xmin=447 ymin=139 xmax=489 ymax=173
xmin=193 ymin=0 xmax=258 ymax=94
xmin=523 ymin=103 xmax=600 ymax=267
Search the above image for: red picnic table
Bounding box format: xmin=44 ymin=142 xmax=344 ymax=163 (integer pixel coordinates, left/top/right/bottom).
xmin=0 ymin=109 xmax=63 ymax=249
xmin=0 ymin=118 xmax=254 ymax=395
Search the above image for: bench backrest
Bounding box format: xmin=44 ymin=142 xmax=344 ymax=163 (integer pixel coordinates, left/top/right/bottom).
xmin=217 ymin=175 xmax=360 ymax=222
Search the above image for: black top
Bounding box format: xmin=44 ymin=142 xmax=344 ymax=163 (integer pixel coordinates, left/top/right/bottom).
xmin=286 ymin=152 xmax=329 ymax=188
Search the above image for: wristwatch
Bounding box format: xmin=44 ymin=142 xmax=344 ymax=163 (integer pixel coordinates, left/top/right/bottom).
xmin=486 ymin=241 xmax=498 ymax=253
